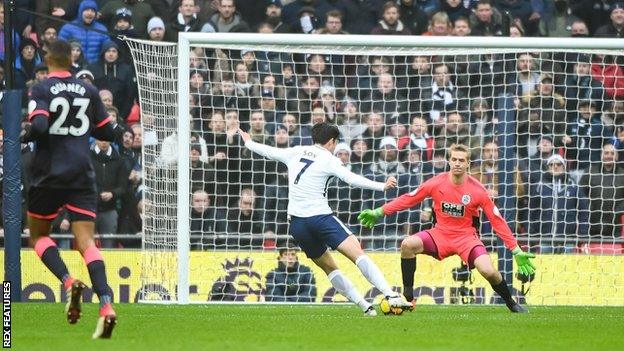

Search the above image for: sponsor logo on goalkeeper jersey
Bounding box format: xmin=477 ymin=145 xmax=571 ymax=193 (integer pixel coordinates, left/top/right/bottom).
xmin=441 ymin=202 xmax=465 ymax=217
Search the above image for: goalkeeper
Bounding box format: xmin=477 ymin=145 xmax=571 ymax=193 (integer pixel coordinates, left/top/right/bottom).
xmin=358 ymin=144 xmax=536 ymax=313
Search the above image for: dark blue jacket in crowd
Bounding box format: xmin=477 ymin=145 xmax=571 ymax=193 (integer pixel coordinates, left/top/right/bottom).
xmin=58 ymin=0 xmax=110 ymax=64
xmin=265 ymin=261 xmax=316 ymax=302
xmin=528 ymin=174 xmax=590 ymax=237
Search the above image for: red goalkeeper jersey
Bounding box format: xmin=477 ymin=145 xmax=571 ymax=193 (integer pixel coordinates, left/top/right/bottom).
xmin=381 ymin=172 xmax=518 ymax=250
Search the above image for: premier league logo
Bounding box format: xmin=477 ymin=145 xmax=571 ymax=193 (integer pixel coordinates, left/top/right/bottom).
xmin=461 ymin=195 xmax=471 ymax=205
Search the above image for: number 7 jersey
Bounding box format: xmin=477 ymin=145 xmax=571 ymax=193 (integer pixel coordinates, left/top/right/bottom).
xmin=244 ymin=140 xmax=386 ymax=217
xmin=27 ymin=71 xmax=112 ymax=189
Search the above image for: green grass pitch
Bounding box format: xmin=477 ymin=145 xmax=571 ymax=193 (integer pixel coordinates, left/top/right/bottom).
xmin=11 ymin=303 xmax=624 ymax=351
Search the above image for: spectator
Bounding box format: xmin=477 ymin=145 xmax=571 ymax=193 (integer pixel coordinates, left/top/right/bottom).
xmin=210 ymin=0 xmax=251 ymax=32
xmin=265 ymin=247 xmax=316 ymax=302
xmin=470 ymin=0 xmax=503 ymax=36
xmin=109 ymin=8 xmax=140 ymax=64
xmin=594 ymin=2 xmax=624 ymax=37
xmin=335 ymin=0 xmax=382 ymax=34
xmin=442 ymin=0 xmax=472 ymax=22
xmin=360 ymin=111 xmax=385 ymax=151
xmin=88 ymin=41 xmax=136 ymax=119
xmin=507 ymin=52 xmax=541 ymax=98
xmin=471 ymin=140 xmax=525 ymax=234
xmin=591 ymin=54 xmax=624 ymax=100
xmin=264 ymin=0 xmax=290 ymax=33
xmin=398 ymin=0 xmax=429 ymax=35
xmin=466 ymin=53 xmax=506 ymax=100
xmin=165 ymin=0 xmax=208 ymax=42
xmin=371 ymin=2 xmax=411 ymax=35
xmin=287 ymin=75 xmax=320 ymax=125
xmin=37 ymin=26 xmax=58 ymax=56
xmin=58 ymin=0 xmax=110 ymax=64
xmin=528 ymin=154 xmax=590 ymax=253
xmin=423 ymin=11 xmax=452 ymax=36
xmin=69 ymin=40 xmax=87 ymax=73
xmin=74 ymin=69 xmax=94 ymax=87
xmin=495 ymin=0 xmax=541 ymax=37
xmin=414 ymin=0 xmax=440 ymax=15
xmin=522 ymin=74 xmax=567 ymax=144
xmin=468 ymin=98 xmax=496 ymax=144
xmin=290 ymin=6 xmax=320 ymax=34
xmin=328 ymin=142 xmax=362 ymax=224
xmin=317 ymin=10 xmax=348 ymax=34
xmin=35 ymin=1 xmax=80 ymax=34
xmin=452 ymin=17 xmax=472 ymax=36
xmin=521 ymin=135 xmax=556 ymax=182
xmin=580 ymin=143 xmax=624 ymax=238
xmin=15 ymin=39 xmax=43 ymax=90
xmin=226 ymin=188 xmax=268 ymax=248
xmin=147 ymin=16 xmax=166 ymax=41
xmin=564 ymin=54 xmax=605 ymax=112
xmin=0 ymin=2 xmax=20 ymax=62
xmin=421 ymin=63 xmax=468 ymax=124
xmin=435 ymin=111 xmax=480 ymax=159
xmin=281 ymin=113 xmax=312 ymax=145
xmin=350 ymin=138 xmax=373 ymax=175
xmin=99 ymin=89 xmax=114 ymax=109
xmin=100 ymin=0 xmax=156 ymax=39
xmin=408 ymin=115 xmax=434 ymax=161
xmin=570 ymin=0 xmax=614 ymax=35
xmin=233 ymin=60 xmax=260 ymax=98
xmin=282 ymin=0 xmax=335 ymax=29
xmin=365 ymin=136 xmax=408 ymax=249
xmin=570 ymin=18 xmax=590 ymax=37
xmin=509 ymin=19 xmax=526 ymax=37
xmin=248 ymin=110 xmax=272 ymax=144
xmin=406 ymin=55 xmax=432 ymax=112
xmin=337 ymin=98 xmax=366 ymax=144
xmin=361 ymin=72 xmax=408 ymax=125
xmin=318 ymin=86 xmax=340 ymax=124
xmin=90 ymin=139 xmax=129 ymax=246
xmin=262 ymin=136 xmax=289 ymax=233
xmin=236 ymin=0 xmax=272 ymax=29
xmin=355 ymin=55 xmax=391 ymax=102
xmin=564 ymin=100 xmax=608 ymax=180
xmin=306 ymin=53 xmax=344 ymax=91
xmin=190 ymin=189 xmax=226 ymax=249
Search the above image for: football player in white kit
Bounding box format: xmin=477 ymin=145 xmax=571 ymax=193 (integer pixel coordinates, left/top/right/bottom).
xmin=239 ymin=123 xmax=412 ymax=315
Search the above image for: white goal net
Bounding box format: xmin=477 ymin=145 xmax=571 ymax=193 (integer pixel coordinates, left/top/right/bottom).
xmin=127 ymin=34 xmax=624 ymax=306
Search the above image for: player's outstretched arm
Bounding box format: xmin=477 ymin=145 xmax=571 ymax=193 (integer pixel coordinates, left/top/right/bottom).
xmin=238 ymin=128 xmax=293 ymax=163
xmin=512 ymin=247 xmax=537 ymax=276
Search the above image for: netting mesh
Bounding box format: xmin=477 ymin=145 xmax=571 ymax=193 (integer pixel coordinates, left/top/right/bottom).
xmin=127 ymin=37 xmax=624 ymax=305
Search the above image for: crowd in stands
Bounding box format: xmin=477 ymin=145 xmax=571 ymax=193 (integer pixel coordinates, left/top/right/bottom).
xmin=0 ymin=0 xmax=623 ymax=252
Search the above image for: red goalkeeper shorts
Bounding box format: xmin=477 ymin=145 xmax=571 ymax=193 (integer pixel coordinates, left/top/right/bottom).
xmin=415 ymin=228 xmax=488 ymax=269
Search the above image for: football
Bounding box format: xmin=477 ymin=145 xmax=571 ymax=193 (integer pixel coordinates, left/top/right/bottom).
xmin=379 ymin=297 xmax=404 ymax=316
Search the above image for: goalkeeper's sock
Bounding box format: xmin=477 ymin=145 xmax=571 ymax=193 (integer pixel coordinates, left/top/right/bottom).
xmin=34 ymin=237 xmax=72 ymax=283
xmin=328 ymin=269 xmax=370 ymax=312
xmin=491 ymin=278 xmax=515 ymax=306
xmin=355 ymin=255 xmax=394 ymax=297
xmin=401 ymin=257 xmax=416 ymax=301
xmin=82 ymin=245 xmax=114 ymax=310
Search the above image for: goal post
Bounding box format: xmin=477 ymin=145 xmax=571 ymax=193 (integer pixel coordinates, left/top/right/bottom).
xmin=127 ymin=33 xmax=624 ymax=306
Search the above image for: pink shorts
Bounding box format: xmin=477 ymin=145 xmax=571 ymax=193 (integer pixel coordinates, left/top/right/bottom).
xmin=414 ymin=228 xmax=487 ymax=269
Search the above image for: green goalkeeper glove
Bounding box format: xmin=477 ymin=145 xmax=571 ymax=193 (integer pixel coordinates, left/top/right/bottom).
xmin=357 ymin=207 xmax=385 ymax=229
xmin=512 ymin=246 xmax=537 ymax=276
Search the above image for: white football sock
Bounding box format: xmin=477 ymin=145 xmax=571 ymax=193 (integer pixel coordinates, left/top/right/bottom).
xmin=355 ymin=255 xmax=395 ymax=297
xmin=328 ymin=270 xmax=370 ymax=311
